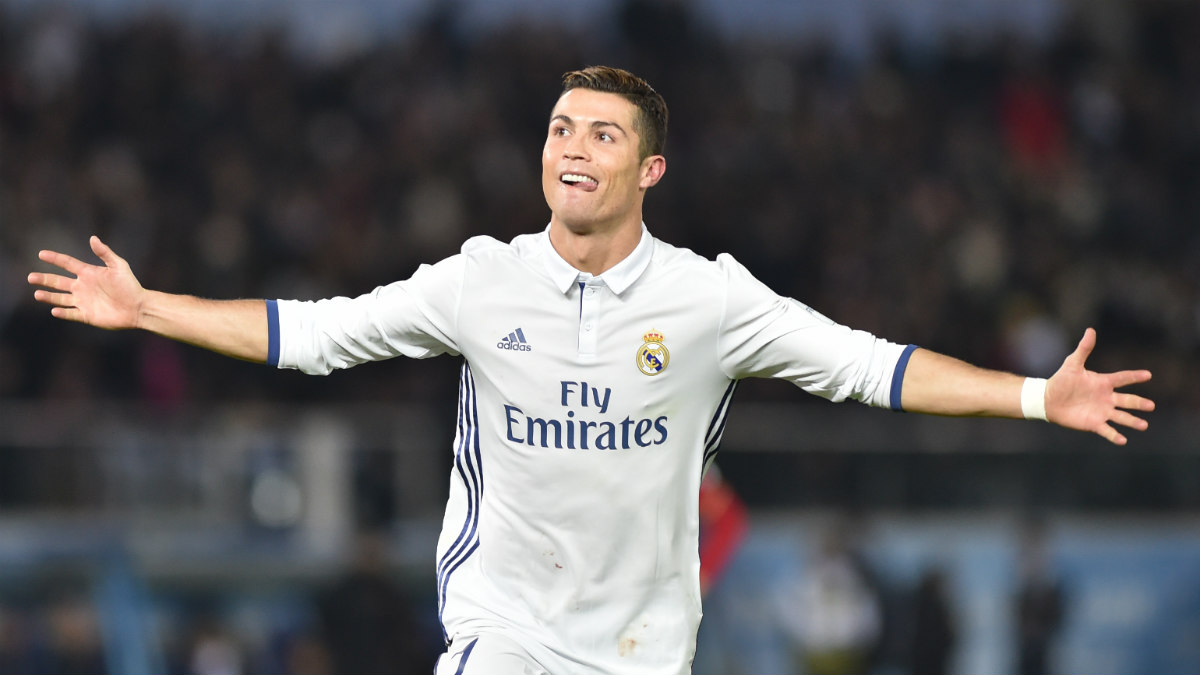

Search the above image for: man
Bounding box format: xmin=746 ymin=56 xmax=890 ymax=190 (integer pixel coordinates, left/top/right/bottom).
xmin=28 ymin=66 xmax=1153 ymax=675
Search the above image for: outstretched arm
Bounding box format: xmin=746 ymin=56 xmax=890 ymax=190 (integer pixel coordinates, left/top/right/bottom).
xmin=899 ymin=328 xmax=1154 ymax=445
xmin=28 ymin=236 xmax=269 ymax=363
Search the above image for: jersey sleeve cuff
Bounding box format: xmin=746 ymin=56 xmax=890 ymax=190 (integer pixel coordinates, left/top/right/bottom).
xmin=889 ymin=344 xmax=919 ymax=412
xmin=266 ymin=299 xmax=281 ymax=367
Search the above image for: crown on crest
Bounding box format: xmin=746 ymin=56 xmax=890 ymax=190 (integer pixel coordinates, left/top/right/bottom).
xmin=642 ymin=331 xmax=665 ymax=343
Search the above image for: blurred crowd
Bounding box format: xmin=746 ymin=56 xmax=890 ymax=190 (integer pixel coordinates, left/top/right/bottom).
xmin=1 ymin=0 xmax=1197 ymax=411
xmin=0 ymin=531 xmax=444 ymax=675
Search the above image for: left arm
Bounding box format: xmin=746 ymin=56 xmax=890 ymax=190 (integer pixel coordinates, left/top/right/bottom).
xmin=900 ymin=328 xmax=1154 ymax=445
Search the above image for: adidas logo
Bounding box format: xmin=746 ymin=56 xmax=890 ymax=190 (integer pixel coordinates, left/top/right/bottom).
xmin=496 ymin=327 xmax=533 ymax=352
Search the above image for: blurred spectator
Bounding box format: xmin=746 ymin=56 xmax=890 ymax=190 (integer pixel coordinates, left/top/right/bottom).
xmin=280 ymin=629 xmax=333 ymax=672
xmin=999 ymin=50 xmax=1067 ymax=175
xmin=281 ymin=630 xmax=332 ymax=675
xmin=186 ymin=616 xmax=245 ymax=675
xmin=1015 ymin=521 xmax=1065 ymax=675
xmin=316 ymin=531 xmax=431 ymax=675
xmin=0 ymin=605 xmax=36 ymax=674
xmin=776 ymin=525 xmax=883 ymax=675
xmin=907 ymin=566 xmax=958 ymax=675
xmin=41 ymin=594 xmax=106 ymax=675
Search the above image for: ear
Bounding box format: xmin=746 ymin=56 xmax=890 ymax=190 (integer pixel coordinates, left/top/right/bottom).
xmin=638 ymin=155 xmax=667 ymax=189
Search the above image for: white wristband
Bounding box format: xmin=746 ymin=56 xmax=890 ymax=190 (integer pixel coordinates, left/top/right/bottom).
xmin=1021 ymin=377 xmax=1048 ymax=421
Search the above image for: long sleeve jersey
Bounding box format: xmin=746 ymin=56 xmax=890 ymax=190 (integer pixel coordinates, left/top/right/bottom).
xmin=268 ymin=225 xmax=914 ymax=675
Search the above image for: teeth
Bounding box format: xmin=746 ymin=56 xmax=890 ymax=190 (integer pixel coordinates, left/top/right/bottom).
xmin=562 ymin=173 xmax=596 ymax=184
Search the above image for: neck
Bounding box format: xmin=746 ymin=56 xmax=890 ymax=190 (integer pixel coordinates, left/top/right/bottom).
xmin=548 ymin=218 xmax=643 ymax=276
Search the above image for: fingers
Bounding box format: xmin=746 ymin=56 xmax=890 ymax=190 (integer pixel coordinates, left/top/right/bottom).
xmin=34 ymin=236 xmax=117 ymax=275
xmin=27 ymin=271 xmax=73 ymax=291
xmin=1095 ymin=399 xmax=1152 ymax=446
xmin=29 ymin=282 xmax=87 ymax=323
xmin=1109 ymin=369 xmax=1153 ymax=389
xmin=1098 ymin=424 xmax=1128 ymax=446
xmin=32 ymin=289 xmax=75 ymax=307
xmin=31 ymin=283 xmax=86 ymax=323
xmin=49 ymin=307 xmax=85 ymax=323
xmin=37 ymin=248 xmax=88 ymax=275
xmin=28 ymin=273 xmax=78 ymax=312
xmin=1114 ymin=391 xmax=1155 ymax=413
xmin=1109 ymin=409 xmax=1149 ymax=432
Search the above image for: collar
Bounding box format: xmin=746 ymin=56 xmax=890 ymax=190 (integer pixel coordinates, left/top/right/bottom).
xmin=539 ymin=223 xmax=654 ymax=296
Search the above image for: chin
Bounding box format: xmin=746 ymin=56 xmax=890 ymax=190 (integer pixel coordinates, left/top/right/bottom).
xmin=557 ymin=217 xmax=598 ymax=235
xmin=552 ymin=204 xmax=592 ymax=228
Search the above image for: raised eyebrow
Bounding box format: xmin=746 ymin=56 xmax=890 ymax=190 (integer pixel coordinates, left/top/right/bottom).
xmin=549 ymin=115 xmax=626 ymax=136
xmin=589 ymin=120 xmax=627 ymax=136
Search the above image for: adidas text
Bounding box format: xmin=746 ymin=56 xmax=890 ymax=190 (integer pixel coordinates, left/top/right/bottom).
xmin=497 ymin=340 xmax=533 ymax=352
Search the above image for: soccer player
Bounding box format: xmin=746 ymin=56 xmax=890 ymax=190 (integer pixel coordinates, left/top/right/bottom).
xmin=27 ymin=66 xmax=1153 ymax=675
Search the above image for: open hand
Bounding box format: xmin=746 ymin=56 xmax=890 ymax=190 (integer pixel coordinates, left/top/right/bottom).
xmin=1045 ymin=328 xmax=1155 ymax=445
xmin=27 ymin=236 xmax=145 ymax=330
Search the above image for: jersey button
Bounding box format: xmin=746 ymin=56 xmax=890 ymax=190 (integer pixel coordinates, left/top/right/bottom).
xmin=584 ymin=322 xmax=593 ymax=331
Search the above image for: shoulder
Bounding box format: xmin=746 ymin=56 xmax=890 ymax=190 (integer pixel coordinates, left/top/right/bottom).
xmin=449 ymin=234 xmax=531 ymax=272
xmin=397 ymin=235 xmax=514 ymax=288
xmin=650 ymin=238 xmax=759 ymax=287
xmin=649 ymin=239 xmax=790 ymax=329
xmin=460 ymin=234 xmax=512 ymax=256
xmin=458 ymin=232 xmax=549 ymax=261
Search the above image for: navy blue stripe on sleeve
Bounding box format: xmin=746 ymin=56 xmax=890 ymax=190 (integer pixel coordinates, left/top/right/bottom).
xmin=889 ymin=344 xmax=919 ymax=412
xmin=265 ymin=299 xmax=280 ymax=367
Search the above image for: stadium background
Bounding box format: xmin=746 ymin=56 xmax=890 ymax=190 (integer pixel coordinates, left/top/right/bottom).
xmin=1 ymin=0 xmax=1198 ymax=673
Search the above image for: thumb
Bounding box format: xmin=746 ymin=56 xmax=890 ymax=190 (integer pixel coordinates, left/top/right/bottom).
xmin=1064 ymin=327 xmax=1097 ymax=369
xmin=90 ymin=235 xmax=122 ymax=268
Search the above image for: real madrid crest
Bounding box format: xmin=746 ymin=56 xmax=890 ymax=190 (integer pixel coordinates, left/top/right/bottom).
xmin=636 ymin=331 xmax=670 ymax=376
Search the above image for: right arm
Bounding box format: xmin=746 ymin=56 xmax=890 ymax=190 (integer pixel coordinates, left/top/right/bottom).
xmin=28 ymin=236 xmax=268 ymax=363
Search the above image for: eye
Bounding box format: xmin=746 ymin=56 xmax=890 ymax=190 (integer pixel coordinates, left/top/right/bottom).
xmin=597 ymin=132 xmax=613 ymax=142
xmin=552 ymin=126 xmax=570 ymax=137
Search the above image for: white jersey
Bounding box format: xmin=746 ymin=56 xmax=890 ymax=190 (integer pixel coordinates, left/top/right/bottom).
xmin=268 ymin=225 xmax=915 ymax=675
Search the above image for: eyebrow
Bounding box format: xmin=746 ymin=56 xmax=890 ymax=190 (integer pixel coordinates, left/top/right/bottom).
xmin=550 ymin=114 xmax=628 ymax=136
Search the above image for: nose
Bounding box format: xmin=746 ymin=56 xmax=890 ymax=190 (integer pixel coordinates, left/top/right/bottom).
xmin=562 ymin=133 xmax=589 ymax=160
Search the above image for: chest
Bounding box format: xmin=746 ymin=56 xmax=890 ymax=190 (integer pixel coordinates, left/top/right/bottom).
xmin=456 ymin=276 xmax=722 ymax=419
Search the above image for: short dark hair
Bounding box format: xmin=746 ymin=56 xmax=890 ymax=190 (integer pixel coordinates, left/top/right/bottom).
xmin=561 ymin=66 xmax=668 ymax=160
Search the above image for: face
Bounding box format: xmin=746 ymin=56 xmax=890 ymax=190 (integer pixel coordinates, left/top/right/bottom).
xmin=542 ymin=88 xmax=665 ymax=236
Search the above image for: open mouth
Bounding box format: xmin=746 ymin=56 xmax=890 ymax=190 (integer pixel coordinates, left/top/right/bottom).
xmin=561 ymin=173 xmax=599 ymax=191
